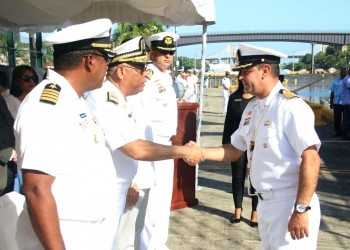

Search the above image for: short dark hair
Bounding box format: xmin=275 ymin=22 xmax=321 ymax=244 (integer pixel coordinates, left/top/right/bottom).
xmin=54 ymin=50 xmax=96 ymax=70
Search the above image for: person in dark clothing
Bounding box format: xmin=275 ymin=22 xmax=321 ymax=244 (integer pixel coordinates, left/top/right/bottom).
xmin=0 ymin=94 xmax=17 ymax=196
xmin=222 ymin=78 xmax=258 ymax=227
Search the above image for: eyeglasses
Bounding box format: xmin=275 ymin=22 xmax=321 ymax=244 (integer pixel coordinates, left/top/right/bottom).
xmin=122 ymin=64 xmax=147 ymax=74
xmin=158 ymin=50 xmax=175 ymax=56
xmin=85 ymin=53 xmax=112 ymax=65
xmin=22 ymin=75 xmax=39 ymax=83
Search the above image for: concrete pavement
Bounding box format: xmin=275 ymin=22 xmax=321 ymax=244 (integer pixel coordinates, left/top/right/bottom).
xmin=167 ymin=88 xmax=350 ymax=250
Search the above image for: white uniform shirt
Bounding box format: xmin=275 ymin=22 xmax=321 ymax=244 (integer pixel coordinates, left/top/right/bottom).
xmin=222 ymin=77 xmax=231 ymax=92
xmin=127 ymin=95 xmax=155 ymax=189
xmin=85 ymin=80 xmax=139 ymax=185
xmin=1 ymin=89 xmax=21 ymax=119
xmin=187 ymin=75 xmax=197 ymax=93
xmin=140 ymin=63 xmax=178 ymax=140
xmin=15 ymin=69 xmax=118 ymax=222
xmin=176 ymin=75 xmax=188 ymax=89
xmin=231 ymin=81 xmax=321 ymax=192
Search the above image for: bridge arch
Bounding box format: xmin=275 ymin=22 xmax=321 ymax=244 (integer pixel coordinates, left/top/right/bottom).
xmin=177 ymin=32 xmax=350 ymax=47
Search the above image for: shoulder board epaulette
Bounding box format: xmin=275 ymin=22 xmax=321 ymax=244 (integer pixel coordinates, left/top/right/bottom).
xmin=146 ymin=69 xmax=153 ymax=80
xmin=107 ymin=91 xmax=119 ymax=105
xmin=40 ymin=83 xmax=61 ymax=105
xmin=279 ymin=89 xmax=299 ymax=99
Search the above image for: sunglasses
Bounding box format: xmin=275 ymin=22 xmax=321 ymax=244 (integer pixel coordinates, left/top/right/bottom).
xmin=22 ymin=75 xmax=39 ymax=83
xmin=158 ymin=50 xmax=175 ymax=56
xmin=122 ymin=64 xmax=147 ymax=74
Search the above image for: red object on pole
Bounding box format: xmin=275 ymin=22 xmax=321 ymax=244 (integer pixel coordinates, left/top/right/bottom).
xmin=171 ymin=102 xmax=199 ymax=210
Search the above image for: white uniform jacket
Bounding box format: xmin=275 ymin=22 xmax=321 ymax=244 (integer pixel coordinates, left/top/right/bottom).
xmin=141 ymin=63 xmax=178 ymax=141
xmin=231 ymin=81 xmax=321 ymax=192
xmin=15 ymin=69 xmax=118 ymax=222
xmin=85 ymin=80 xmax=139 ymax=185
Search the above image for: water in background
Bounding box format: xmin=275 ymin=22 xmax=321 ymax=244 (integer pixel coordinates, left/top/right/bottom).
xmin=208 ymin=73 xmax=337 ymax=105
xmin=284 ymin=74 xmax=335 ymax=105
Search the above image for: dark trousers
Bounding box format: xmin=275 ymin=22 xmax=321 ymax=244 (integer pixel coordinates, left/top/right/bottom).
xmin=231 ymin=153 xmax=258 ymax=211
xmin=333 ymin=104 xmax=343 ymax=134
xmin=0 ymin=162 xmax=16 ymax=197
xmin=343 ymin=105 xmax=350 ymax=139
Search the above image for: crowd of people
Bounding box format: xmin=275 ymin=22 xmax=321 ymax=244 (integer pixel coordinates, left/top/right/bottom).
xmin=0 ymin=18 xmax=326 ymax=250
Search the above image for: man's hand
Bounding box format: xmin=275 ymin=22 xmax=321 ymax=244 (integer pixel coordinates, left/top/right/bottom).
xmin=183 ymin=140 xmax=203 ymax=166
xmin=288 ymin=211 xmax=309 ymax=240
xmin=11 ymin=150 xmax=18 ymax=164
xmin=126 ymin=183 xmax=139 ymax=206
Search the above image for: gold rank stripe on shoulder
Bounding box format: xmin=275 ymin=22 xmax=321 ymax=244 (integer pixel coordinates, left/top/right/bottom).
xmin=146 ymin=69 xmax=153 ymax=80
xmin=107 ymin=91 xmax=119 ymax=105
xmin=279 ymin=89 xmax=299 ymax=99
xmin=40 ymin=83 xmax=61 ymax=105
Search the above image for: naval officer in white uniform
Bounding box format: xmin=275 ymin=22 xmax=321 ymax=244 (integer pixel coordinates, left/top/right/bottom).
xmin=84 ymin=36 xmax=201 ymax=250
xmin=14 ymin=19 xmax=119 ymax=250
xmin=185 ymin=43 xmax=321 ymax=250
xmin=136 ymin=32 xmax=179 ymax=250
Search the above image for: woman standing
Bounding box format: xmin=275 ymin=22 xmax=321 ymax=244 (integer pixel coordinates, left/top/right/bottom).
xmin=9 ymin=65 xmax=39 ymax=193
xmin=9 ymin=65 xmax=39 ymax=118
xmin=222 ymin=78 xmax=258 ymax=227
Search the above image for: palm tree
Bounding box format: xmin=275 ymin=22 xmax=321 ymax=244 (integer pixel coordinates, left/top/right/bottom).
xmin=112 ymin=21 xmax=166 ymax=46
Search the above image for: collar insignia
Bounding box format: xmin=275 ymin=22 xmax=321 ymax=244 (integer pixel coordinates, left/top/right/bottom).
xmin=146 ymin=69 xmax=153 ymax=80
xmin=107 ymin=91 xmax=119 ymax=105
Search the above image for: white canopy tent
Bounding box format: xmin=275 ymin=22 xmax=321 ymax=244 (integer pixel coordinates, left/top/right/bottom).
xmin=0 ymin=1 xmax=215 ymax=246
xmin=0 ymin=0 xmax=215 ymax=144
xmin=0 ymin=0 xmax=215 ymax=33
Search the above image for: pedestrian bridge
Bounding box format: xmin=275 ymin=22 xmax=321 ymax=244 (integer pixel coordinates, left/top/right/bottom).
xmin=177 ymin=32 xmax=350 ymax=47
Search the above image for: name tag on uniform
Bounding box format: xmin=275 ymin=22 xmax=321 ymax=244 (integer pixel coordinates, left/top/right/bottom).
xmin=264 ymin=120 xmax=272 ymax=126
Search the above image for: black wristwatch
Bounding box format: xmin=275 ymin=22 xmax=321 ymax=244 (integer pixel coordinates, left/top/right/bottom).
xmin=294 ymin=203 xmax=311 ymax=213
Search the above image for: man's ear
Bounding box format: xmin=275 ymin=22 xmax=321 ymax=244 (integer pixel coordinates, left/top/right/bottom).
xmin=84 ymin=54 xmax=94 ymax=72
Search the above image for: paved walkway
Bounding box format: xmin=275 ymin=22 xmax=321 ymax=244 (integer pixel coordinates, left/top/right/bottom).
xmin=167 ymin=88 xmax=350 ymax=250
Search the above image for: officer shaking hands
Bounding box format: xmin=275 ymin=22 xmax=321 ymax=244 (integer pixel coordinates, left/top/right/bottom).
xmin=185 ymin=43 xmax=321 ymax=250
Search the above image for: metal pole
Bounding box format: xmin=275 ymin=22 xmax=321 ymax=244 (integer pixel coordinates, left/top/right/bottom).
xmin=195 ymin=22 xmax=207 ymax=190
xmin=311 ymin=43 xmax=315 ymax=74
xmin=29 ymin=33 xmax=36 ymax=67
xmin=7 ymin=32 xmax=16 ymax=67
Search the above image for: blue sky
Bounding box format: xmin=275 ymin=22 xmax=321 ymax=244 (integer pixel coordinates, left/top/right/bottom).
xmin=167 ymin=0 xmax=350 ymax=60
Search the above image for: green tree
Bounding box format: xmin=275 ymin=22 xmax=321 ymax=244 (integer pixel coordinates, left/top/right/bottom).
xmin=112 ymin=21 xmax=166 ymax=46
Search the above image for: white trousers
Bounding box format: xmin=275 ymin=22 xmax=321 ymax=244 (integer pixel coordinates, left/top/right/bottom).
xmin=258 ymin=192 xmax=320 ymax=250
xmin=222 ymin=89 xmax=229 ymax=113
xmin=115 ymin=189 xmax=150 ymax=250
xmin=140 ymin=158 xmax=174 ymax=250
xmin=16 ymin=209 xmax=118 ymax=250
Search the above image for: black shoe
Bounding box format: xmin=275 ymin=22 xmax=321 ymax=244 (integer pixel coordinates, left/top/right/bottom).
xmin=342 ymin=137 xmax=350 ymax=141
xmin=249 ymin=221 xmax=258 ymax=227
xmin=229 ymin=217 xmax=241 ymax=224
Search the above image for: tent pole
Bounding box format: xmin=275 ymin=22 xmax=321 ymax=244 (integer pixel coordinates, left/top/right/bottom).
xmin=195 ymin=21 xmax=207 ymax=189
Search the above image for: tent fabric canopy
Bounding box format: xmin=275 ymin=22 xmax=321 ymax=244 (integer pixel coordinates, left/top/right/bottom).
xmin=0 ymin=0 xmax=215 ymax=33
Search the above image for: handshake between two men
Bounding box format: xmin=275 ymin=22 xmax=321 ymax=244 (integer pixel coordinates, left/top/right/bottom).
xmin=183 ymin=141 xmax=244 ymax=166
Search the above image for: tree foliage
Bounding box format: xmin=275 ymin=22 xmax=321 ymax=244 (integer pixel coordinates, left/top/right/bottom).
xmin=283 ymin=45 xmax=350 ymax=72
xmin=112 ymin=21 xmax=166 ymax=46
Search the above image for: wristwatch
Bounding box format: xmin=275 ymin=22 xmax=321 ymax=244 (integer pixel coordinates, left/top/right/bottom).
xmin=294 ymin=203 xmax=311 ymax=213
